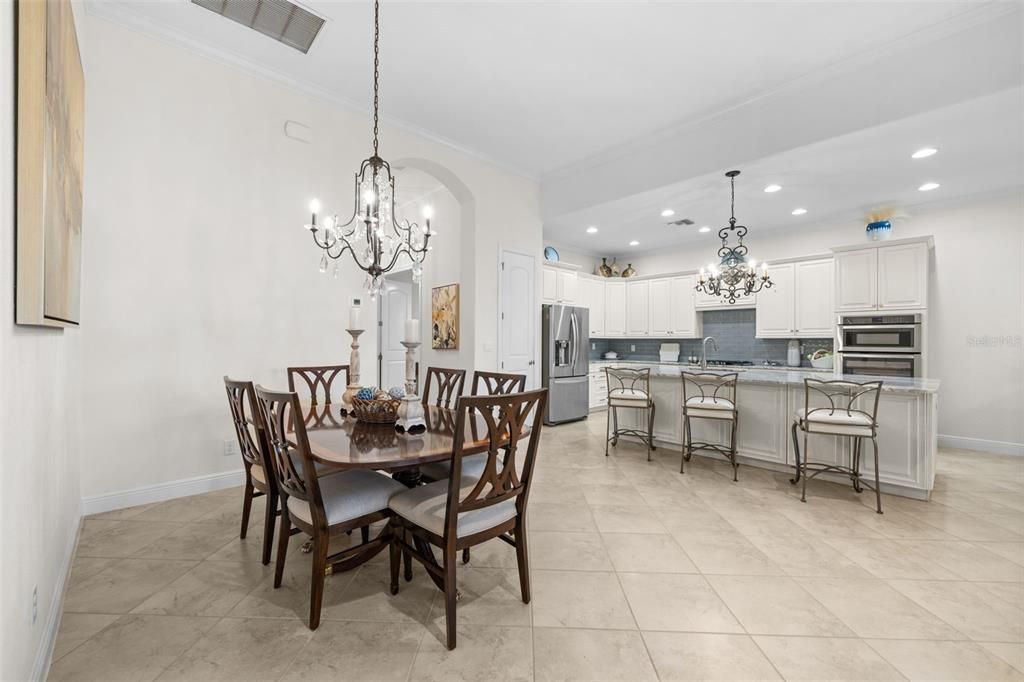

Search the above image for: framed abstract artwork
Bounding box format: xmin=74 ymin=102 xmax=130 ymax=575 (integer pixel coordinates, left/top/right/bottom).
xmin=431 ymin=283 xmax=460 ymax=350
xmin=16 ymin=0 xmax=84 ymax=327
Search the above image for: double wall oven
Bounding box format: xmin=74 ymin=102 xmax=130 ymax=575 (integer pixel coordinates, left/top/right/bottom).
xmin=837 ymin=314 xmax=923 ymax=378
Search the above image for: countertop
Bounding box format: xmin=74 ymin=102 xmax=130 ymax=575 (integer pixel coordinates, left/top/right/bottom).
xmin=589 ymin=360 xmax=940 ymax=394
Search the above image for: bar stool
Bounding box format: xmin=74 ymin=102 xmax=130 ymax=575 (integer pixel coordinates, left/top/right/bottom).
xmin=790 ymin=378 xmax=884 ymax=514
xmin=681 ymin=372 xmax=740 ymax=480
xmin=605 ymin=367 xmax=656 ymax=461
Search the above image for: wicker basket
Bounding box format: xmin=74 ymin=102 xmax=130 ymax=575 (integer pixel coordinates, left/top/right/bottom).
xmin=351 ymin=397 xmax=401 ymax=424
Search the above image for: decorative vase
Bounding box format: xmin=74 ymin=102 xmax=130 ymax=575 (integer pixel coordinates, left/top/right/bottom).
xmin=866 ymin=220 xmax=892 ymax=241
xmin=610 ymin=258 xmax=621 ymax=277
xmin=622 ymin=263 xmax=636 ymax=278
xmin=598 ymin=258 xmax=612 ymax=278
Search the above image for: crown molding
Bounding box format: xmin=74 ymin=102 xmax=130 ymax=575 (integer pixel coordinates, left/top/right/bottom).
xmin=83 ymin=1 xmax=539 ymax=183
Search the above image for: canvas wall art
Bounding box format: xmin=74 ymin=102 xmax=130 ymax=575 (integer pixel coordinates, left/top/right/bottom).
xmin=16 ymin=0 xmax=84 ymax=327
xmin=431 ymin=283 xmax=460 ymax=350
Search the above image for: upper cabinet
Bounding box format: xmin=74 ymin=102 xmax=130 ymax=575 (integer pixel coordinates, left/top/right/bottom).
xmin=835 ymin=240 xmax=930 ymax=312
xmin=579 ymin=276 xmax=606 ymax=336
xmin=755 ymin=263 xmax=795 ymax=337
xmin=756 ymin=258 xmax=835 ymax=338
xmin=604 ymin=281 xmax=627 ymax=336
xmin=541 ymin=264 xmax=578 ymax=304
xmin=669 ymin=275 xmax=700 ymax=337
xmin=695 ymin=287 xmax=756 ymax=309
xmin=626 ymin=280 xmax=649 ymax=336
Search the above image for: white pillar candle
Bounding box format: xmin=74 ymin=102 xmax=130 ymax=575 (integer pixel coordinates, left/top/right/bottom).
xmin=404 ymin=318 xmax=419 ymax=343
xmin=349 ymin=306 xmax=362 ymax=331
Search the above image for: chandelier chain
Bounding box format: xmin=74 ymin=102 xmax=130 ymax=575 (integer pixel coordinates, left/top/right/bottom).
xmin=372 ymin=0 xmax=380 ymax=156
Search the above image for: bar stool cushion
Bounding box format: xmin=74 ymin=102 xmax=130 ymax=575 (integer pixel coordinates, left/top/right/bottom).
xmin=287 ymin=470 xmax=405 ymax=526
xmin=389 ymin=478 xmax=517 ymax=538
xmin=796 ymin=408 xmax=874 ymax=437
xmin=684 ymin=396 xmax=736 ymax=420
xmin=609 ymin=388 xmax=653 ymax=407
xmin=418 ymin=453 xmax=487 ymax=482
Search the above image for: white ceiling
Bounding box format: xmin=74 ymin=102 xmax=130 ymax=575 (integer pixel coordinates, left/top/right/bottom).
xmin=89 ymin=0 xmax=990 ymax=178
xmin=544 ymin=87 xmax=1024 ymax=256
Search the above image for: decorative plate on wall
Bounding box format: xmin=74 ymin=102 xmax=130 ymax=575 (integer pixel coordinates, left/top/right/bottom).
xmin=543 ymin=246 xmax=560 ymax=262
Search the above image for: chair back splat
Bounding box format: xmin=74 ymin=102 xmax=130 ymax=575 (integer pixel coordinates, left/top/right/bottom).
xmin=422 ymin=367 xmax=467 ymax=408
xmin=287 ymin=365 xmax=349 ymax=406
xmin=254 ymin=386 xmax=321 ymax=524
xmin=471 ymin=370 xmax=526 ymax=397
xmin=223 ymin=376 xmax=273 ymax=478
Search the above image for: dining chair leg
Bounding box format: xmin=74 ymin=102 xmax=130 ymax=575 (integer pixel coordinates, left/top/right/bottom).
xmin=443 ymin=547 xmax=458 ymax=650
xmin=240 ymin=481 xmax=254 ymax=539
xmin=403 ymin=529 xmax=413 ymax=582
xmin=389 ymin=526 xmax=401 ymax=595
xmin=514 ymin=524 xmax=531 ymax=603
xmin=309 ymin=533 xmax=328 ymax=630
xmin=871 ymin=436 xmax=883 ymax=515
xmin=361 ymin=525 xmax=370 ymax=544
xmin=274 ymin=507 xmax=291 ymax=588
xmin=462 ymin=548 xmax=470 ymax=564
xmin=261 ymin=490 xmax=277 ymax=566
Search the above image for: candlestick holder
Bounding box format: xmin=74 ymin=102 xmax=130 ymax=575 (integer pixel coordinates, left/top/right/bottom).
xmin=396 ymin=340 xmax=425 ymax=431
xmin=340 ymin=329 xmax=365 ymax=415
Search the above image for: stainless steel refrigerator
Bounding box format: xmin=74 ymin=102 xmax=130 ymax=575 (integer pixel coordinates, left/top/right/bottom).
xmin=541 ymin=304 xmax=589 ymax=425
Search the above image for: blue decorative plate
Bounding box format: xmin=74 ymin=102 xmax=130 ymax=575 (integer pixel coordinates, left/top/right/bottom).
xmin=543 ymin=246 xmax=560 ymax=262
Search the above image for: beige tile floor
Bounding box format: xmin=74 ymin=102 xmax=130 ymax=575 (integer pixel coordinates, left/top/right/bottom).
xmin=50 ymin=418 xmax=1024 ymax=681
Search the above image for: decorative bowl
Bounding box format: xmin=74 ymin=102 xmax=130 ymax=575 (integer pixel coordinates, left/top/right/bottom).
xmin=351 ymin=397 xmax=401 ymax=424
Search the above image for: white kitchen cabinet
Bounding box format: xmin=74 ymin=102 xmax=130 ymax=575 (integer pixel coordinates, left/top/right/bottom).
xmin=669 ymin=275 xmax=701 ymax=337
xmin=541 ymin=265 xmax=578 ymax=304
xmin=878 ymin=242 xmax=928 ymax=309
xmin=541 ymin=267 xmax=558 ymax=303
xmin=588 ymin=366 xmax=608 ymax=410
xmin=580 ymin=277 xmax=606 ymax=336
xmin=558 ymin=270 xmax=578 ymax=304
xmin=834 ymin=240 xmax=929 ymax=312
xmin=604 ymin=282 xmax=627 ymax=336
xmin=695 ymin=286 xmax=756 ymax=309
xmin=648 ymin=278 xmax=671 ymax=335
xmin=735 ymin=383 xmax=788 ymax=464
xmin=626 ymin=280 xmax=649 ymax=336
xmin=755 ymin=262 xmax=795 ymax=338
xmin=794 ymin=259 xmax=835 ymax=336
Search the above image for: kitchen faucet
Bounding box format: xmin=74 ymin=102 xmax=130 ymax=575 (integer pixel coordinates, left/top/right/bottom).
xmin=701 ymin=336 xmax=719 ymax=370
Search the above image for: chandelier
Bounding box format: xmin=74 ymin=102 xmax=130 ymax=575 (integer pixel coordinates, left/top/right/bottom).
xmin=303 ymin=0 xmax=434 ymax=297
xmin=696 ymin=170 xmax=772 ymax=304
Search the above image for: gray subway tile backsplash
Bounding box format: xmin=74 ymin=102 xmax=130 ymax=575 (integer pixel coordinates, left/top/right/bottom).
xmin=589 ymin=309 xmax=833 ymax=367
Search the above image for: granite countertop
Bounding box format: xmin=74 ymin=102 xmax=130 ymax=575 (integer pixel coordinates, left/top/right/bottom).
xmin=589 ymin=360 xmax=940 ymax=394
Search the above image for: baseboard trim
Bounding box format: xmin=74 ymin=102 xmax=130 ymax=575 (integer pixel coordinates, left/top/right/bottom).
xmin=32 ymin=501 xmax=82 ymax=682
xmin=81 ymin=469 xmax=246 ymax=516
xmin=938 ymin=434 xmax=1024 ymax=457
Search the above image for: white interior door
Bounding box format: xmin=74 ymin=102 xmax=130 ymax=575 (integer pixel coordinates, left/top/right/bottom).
xmin=500 ymin=250 xmax=537 ymax=389
xmin=380 ymin=280 xmax=413 ymax=391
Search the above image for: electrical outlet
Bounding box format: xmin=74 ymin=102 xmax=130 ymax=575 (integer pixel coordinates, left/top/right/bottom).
xmin=591 ymin=342 xmax=596 ymax=350
xmin=223 ymin=438 xmax=238 ymax=457
xmin=32 ymin=586 xmax=37 ymax=625
xmin=630 ymin=344 xmax=636 ymax=352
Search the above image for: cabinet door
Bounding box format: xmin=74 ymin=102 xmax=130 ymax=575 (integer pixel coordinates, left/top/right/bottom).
xmin=669 ymin=275 xmax=699 ymax=337
xmin=648 ymin=278 xmax=671 ymax=335
xmin=557 ymin=271 xmax=578 ymax=304
xmin=541 ymin=267 xmax=558 ymax=303
xmin=794 ymin=259 xmax=835 ymax=336
xmin=878 ymin=243 xmax=928 ymax=309
xmin=755 ymin=262 xmax=795 ymax=338
xmin=588 ymin=279 xmax=606 ymax=336
xmin=604 ymin=282 xmax=627 ymax=336
xmin=626 ymin=280 xmax=649 ymax=335
xmin=835 ymin=249 xmax=877 ymax=311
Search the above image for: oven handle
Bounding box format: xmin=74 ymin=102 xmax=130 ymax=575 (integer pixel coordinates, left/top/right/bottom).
xmin=838 ymin=324 xmax=920 ymax=331
xmin=840 ymin=353 xmax=921 ymax=359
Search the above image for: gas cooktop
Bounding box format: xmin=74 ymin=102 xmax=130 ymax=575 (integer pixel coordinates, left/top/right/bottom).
xmin=705 ymin=360 xmax=754 ymax=367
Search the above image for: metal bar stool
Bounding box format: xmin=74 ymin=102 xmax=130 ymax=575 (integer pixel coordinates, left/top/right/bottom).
xmin=790 ymin=378 xmax=884 ymax=514
xmin=605 ymin=367 xmax=656 ymax=461
xmin=681 ymin=372 xmax=740 ymax=480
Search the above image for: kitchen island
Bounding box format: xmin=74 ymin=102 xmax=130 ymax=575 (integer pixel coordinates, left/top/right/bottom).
xmin=591 ymin=360 xmax=940 ymax=500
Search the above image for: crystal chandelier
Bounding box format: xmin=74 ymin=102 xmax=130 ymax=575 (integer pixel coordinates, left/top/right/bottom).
xmin=696 ymin=170 xmax=772 ymax=304
xmin=303 ymin=0 xmax=434 ymax=297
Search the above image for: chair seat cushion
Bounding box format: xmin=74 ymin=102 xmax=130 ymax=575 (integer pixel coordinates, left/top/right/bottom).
xmin=287 ymin=469 xmax=405 ymax=527
xmin=250 ymin=463 xmax=267 ymax=485
xmin=685 ymin=396 xmax=734 ymax=410
xmin=609 ymin=387 xmax=652 ymax=407
xmin=796 ymin=408 xmax=875 ymax=436
xmin=419 ymin=453 xmax=488 ymax=482
xmin=389 ymin=478 xmax=517 ymax=538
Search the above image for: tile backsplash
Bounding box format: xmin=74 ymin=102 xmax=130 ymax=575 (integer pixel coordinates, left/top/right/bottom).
xmin=589 ymin=309 xmax=833 ymax=367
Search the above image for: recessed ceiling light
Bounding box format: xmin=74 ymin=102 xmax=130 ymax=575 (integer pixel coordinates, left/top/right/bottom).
xmin=698 ymin=226 xmax=711 ymax=233
xmin=918 ymin=182 xmax=941 ymax=192
xmin=629 ymin=240 xmax=639 ymax=246
xmin=763 ymin=184 xmax=782 ymax=193
xmin=791 ymin=208 xmax=807 ymax=215
xmin=661 ymin=209 xmax=675 ymax=217
xmin=912 ymin=147 xmax=938 ymax=159
xmin=586 ymin=226 xmax=598 ymax=234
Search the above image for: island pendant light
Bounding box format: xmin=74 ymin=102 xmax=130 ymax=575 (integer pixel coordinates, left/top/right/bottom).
xmin=303 ymin=0 xmax=434 ymax=297
xmin=696 ymin=170 xmax=773 ymax=304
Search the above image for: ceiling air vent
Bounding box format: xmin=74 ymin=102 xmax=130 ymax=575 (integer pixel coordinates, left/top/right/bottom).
xmin=666 ymin=217 xmax=695 ymax=227
xmin=191 ymin=0 xmax=326 ymax=54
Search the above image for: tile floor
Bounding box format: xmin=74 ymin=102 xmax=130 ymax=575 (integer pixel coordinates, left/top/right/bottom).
xmin=50 ymin=418 xmax=1024 ymax=681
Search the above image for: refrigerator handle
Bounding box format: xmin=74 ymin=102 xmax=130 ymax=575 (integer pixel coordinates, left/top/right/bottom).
xmin=570 ymin=311 xmax=579 ymax=373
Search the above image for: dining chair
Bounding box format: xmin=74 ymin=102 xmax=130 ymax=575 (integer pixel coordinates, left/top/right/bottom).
xmin=287 ymin=365 xmax=349 ymax=419
xmin=421 ymin=366 xmax=466 ymax=408
xmin=254 ymin=384 xmax=406 ymax=630
xmin=223 ymin=376 xmax=279 ymax=565
xmin=387 ymin=388 xmax=547 ymax=650
xmin=605 ymin=366 xmax=657 ymax=461
xmin=791 ymin=378 xmax=884 ymax=513
xmin=681 ymin=371 xmax=740 ymax=480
